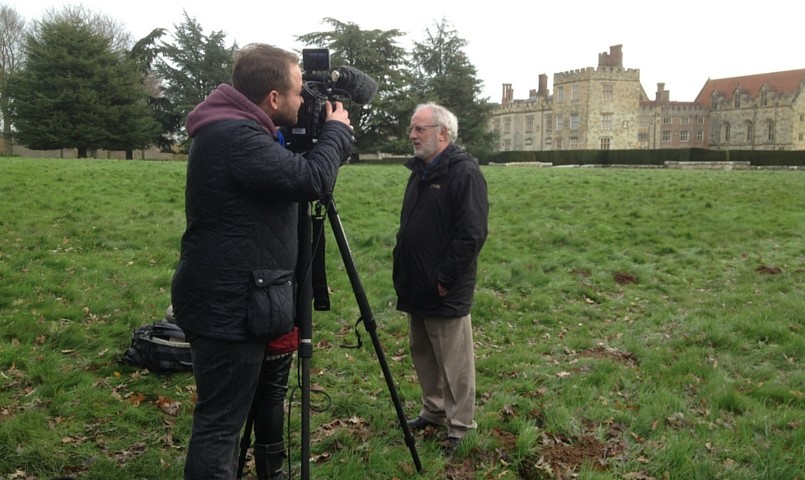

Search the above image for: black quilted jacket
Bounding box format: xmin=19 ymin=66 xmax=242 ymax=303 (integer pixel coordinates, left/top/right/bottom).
xmin=172 ymin=111 xmax=352 ymax=342
xmin=393 ymin=144 xmax=489 ymax=317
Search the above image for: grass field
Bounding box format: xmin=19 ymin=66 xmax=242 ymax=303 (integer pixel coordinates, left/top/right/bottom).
xmin=0 ymin=158 xmax=803 ymax=479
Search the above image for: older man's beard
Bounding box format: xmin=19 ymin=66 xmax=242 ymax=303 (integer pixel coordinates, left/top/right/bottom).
xmin=413 ymin=137 xmax=438 ymax=159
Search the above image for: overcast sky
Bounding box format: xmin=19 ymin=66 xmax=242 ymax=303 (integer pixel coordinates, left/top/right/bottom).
xmin=13 ymin=0 xmax=804 ymax=104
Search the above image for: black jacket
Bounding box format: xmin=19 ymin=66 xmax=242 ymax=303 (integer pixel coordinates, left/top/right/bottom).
xmin=171 ymin=85 xmax=352 ymax=342
xmin=392 ymin=144 xmax=488 ymax=317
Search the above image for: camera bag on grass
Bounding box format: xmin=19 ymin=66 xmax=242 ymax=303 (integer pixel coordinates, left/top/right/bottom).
xmin=120 ymin=320 xmax=193 ymax=374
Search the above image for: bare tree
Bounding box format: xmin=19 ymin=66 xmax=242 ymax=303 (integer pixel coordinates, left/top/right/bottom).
xmin=0 ymin=5 xmax=25 ymax=155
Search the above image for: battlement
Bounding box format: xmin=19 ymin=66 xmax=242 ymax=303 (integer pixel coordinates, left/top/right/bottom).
xmin=640 ymin=103 xmax=708 ymax=113
xmin=555 ymin=66 xmax=641 ymax=83
xmin=493 ymin=97 xmax=546 ymax=114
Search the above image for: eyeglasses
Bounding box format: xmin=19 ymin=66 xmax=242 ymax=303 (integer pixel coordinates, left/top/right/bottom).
xmin=406 ymin=124 xmax=441 ymax=135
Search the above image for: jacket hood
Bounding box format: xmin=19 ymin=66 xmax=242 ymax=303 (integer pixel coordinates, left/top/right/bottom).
xmin=185 ymin=83 xmax=278 ymax=137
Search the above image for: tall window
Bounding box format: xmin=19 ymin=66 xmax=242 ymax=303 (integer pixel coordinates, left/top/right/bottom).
xmin=570 ymin=113 xmax=580 ymax=130
xmin=697 ymin=130 xmax=704 ymax=142
xmin=601 ymin=113 xmax=613 ymax=131
xmin=525 ymin=115 xmax=534 ymax=133
xmin=571 ymin=84 xmax=580 ymax=102
xmin=680 ymin=131 xmax=689 ymax=142
xmin=602 ymin=83 xmax=613 ymax=101
xmin=746 ymin=121 xmax=753 ymax=142
xmin=734 ymin=94 xmax=741 ymax=108
xmin=555 ymin=114 xmax=563 ymax=132
xmin=767 ymin=121 xmax=774 ymax=141
xmin=662 ymin=130 xmax=671 ymax=142
xmin=545 ymin=113 xmax=553 ymax=133
xmin=725 ymin=123 xmax=731 ymax=142
xmin=638 ymin=122 xmax=650 ymax=134
xmin=555 ymin=86 xmax=564 ymax=103
xmin=504 ymin=117 xmax=511 ymax=134
xmin=761 ymin=90 xmax=768 ymax=106
xmin=569 ymin=137 xmax=578 ymax=149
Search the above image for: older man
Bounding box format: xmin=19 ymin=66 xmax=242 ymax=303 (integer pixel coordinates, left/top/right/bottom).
xmin=392 ymin=102 xmax=488 ymax=456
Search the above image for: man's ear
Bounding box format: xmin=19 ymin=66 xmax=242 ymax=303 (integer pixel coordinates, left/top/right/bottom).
xmin=260 ymin=90 xmax=279 ymax=113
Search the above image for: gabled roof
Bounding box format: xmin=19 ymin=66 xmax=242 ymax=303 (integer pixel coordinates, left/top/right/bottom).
xmin=694 ymin=69 xmax=805 ymax=107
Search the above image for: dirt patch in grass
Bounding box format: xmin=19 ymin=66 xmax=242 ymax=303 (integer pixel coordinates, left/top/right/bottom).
xmin=439 ymin=422 xmax=633 ymax=480
xmin=756 ymin=264 xmax=782 ymax=274
xmin=578 ymin=345 xmax=640 ymax=367
xmin=614 ymin=271 xmax=638 ymax=285
xmin=520 ymin=434 xmax=608 ymax=478
xmin=517 ymin=425 xmax=629 ymax=480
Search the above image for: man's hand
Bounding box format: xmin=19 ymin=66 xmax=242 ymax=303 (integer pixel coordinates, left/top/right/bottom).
xmin=325 ymin=101 xmax=351 ymax=128
xmin=437 ymin=283 xmax=448 ymax=297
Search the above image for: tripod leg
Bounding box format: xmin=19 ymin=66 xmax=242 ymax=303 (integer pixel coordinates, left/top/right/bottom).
xmin=325 ymin=200 xmax=423 ymax=473
xmin=297 ymin=203 xmax=315 ymax=480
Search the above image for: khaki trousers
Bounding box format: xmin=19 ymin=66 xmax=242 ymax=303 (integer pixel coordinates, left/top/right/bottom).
xmin=409 ymin=313 xmax=477 ymax=439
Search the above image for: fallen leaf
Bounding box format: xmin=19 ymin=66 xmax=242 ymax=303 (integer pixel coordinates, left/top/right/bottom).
xmin=156 ymin=396 xmax=181 ymax=416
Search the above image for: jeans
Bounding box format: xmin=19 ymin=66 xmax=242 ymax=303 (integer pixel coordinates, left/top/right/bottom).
xmin=254 ymin=353 xmax=293 ymax=445
xmin=183 ymin=335 xmax=266 ymax=480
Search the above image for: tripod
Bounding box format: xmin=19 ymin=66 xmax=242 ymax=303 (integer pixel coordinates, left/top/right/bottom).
xmin=239 ymin=194 xmax=422 ymax=479
xmin=302 ymin=195 xmax=422 ymax=478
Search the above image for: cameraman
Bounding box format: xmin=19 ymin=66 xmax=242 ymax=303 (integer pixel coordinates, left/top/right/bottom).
xmin=171 ymin=43 xmax=352 ymax=479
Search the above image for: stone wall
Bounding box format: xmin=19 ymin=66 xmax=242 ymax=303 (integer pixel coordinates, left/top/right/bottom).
xmin=0 ymin=140 xmax=185 ymax=161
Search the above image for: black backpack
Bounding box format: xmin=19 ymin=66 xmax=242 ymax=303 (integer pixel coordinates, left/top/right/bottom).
xmin=120 ymin=320 xmax=193 ymax=374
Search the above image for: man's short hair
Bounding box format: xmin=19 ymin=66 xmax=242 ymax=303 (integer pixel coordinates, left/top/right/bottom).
xmin=416 ymin=102 xmax=459 ymax=143
xmin=232 ymin=43 xmax=299 ymax=105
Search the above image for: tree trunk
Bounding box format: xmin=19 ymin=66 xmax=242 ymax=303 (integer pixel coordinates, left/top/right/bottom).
xmin=1 ymin=104 xmax=13 ymax=156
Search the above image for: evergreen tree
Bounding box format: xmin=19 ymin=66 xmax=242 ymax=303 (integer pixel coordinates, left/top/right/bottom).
xmin=129 ymin=27 xmax=181 ymax=154
xmin=410 ymin=19 xmax=496 ymax=159
xmin=11 ymin=14 xmax=157 ymax=157
xmin=296 ymin=18 xmax=412 ymax=155
xmin=154 ymin=11 xmax=234 ymax=151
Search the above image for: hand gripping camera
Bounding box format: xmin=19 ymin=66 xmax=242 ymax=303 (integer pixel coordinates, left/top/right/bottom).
xmin=282 ymin=48 xmax=378 ymax=154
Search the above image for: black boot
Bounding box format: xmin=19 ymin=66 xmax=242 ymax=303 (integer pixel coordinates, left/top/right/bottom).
xmin=253 ymin=442 xmax=287 ymax=480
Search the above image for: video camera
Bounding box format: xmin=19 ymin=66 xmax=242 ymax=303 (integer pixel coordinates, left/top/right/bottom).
xmin=282 ymin=48 xmax=378 ymax=154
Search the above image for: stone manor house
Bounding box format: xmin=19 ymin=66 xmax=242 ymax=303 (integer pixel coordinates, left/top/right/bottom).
xmin=491 ymin=45 xmax=805 ymax=152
